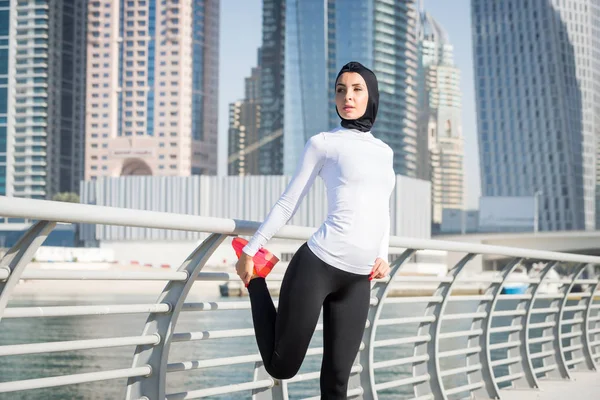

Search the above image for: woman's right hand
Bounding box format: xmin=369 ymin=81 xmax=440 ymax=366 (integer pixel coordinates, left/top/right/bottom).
xmin=236 ymin=253 xmax=255 ymax=286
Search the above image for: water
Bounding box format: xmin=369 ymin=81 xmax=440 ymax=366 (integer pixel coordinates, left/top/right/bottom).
xmin=0 ymin=294 xmax=532 ymax=400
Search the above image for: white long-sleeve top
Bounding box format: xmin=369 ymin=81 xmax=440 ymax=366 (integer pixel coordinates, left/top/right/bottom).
xmin=242 ymin=126 xmax=396 ymax=275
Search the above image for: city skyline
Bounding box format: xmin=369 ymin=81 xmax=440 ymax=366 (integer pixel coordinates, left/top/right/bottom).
xmin=0 ymin=1 xmax=478 ymax=206
xmin=217 ymin=0 xmax=481 ymax=208
xmin=0 ymin=0 xmax=592 ymax=230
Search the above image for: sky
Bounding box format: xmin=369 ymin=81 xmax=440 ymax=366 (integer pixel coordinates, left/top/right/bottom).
xmin=217 ymin=0 xmax=481 ymax=209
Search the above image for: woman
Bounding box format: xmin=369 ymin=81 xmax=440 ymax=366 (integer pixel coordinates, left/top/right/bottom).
xmin=236 ymin=61 xmax=395 ymax=398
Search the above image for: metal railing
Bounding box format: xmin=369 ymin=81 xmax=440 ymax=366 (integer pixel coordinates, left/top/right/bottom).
xmin=0 ymin=196 xmax=599 ymax=399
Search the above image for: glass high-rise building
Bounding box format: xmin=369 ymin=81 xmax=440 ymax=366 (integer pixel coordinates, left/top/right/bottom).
xmin=259 ymin=0 xmax=418 ymax=176
xmin=85 ymin=0 xmax=219 ymax=179
xmin=472 ymin=0 xmax=599 ymax=231
xmin=0 ymin=0 xmax=87 ymax=199
xmin=416 ymin=11 xmax=464 ymax=230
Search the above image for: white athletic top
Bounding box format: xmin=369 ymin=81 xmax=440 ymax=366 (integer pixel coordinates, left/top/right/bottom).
xmin=243 ymin=126 xmax=396 ymax=275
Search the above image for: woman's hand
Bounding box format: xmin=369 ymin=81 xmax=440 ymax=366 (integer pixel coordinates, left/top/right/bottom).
xmin=370 ymin=257 xmax=390 ymax=280
xmin=236 ymin=253 xmax=255 ymax=286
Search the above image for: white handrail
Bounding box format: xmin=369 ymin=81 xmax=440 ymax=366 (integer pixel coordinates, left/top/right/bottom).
xmin=0 ymin=196 xmax=599 ymax=264
xmin=1 ymin=196 xmax=600 ymax=399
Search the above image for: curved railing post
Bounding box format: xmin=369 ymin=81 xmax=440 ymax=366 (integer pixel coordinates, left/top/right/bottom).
xmin=413 ymin=253 xmax=475 ymax=400
xmin=582 ymin=277 xmax=600 ymax=371
xmin=551 ymin=263 xmax=587 ymax=381
xmin=253 ymin=360 xmax=285 ymax=400
xmin=125 ymin=233 xmax=229 ymax=400
xmin=0 ymin=220 xmax=56 ymax=321
xmin=470 ymin=257 xmax=523 ymax=399
xmin=358 ymin=249 xmax=416 ymax=400
xmin=515 ymin=261 xmax=559 ymax=390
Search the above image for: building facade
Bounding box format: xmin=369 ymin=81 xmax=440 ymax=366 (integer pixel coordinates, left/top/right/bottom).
xmin=416 ymin=11 xmax=464 ymax=230
xmin=472 ymin=0 xmax=599 ymax=231
xmin=1 ymin=0 xmax=87 ymax=199
xmin=79 ymin=174 xmax=431 ymax=242
xmin=258 ymin=0 xmax=418 ymax=176
xmin=85 ymin=0 xmax=219 ymax=180
xmin=228 ymin=55 xmax=261 ymax=175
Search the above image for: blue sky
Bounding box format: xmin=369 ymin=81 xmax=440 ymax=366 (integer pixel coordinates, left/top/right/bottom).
xmin=217 ymin=0 xmax=480 ymax=209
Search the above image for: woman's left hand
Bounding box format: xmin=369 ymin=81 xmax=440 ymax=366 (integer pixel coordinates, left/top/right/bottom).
xmin=370 ymin=257 xmax=390 ymax=280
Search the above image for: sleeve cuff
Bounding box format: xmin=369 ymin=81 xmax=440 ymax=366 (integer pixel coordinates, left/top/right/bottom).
xmin=243 ymin=232 xmax=267 ymax=257
xmin=242 ymin=244 xmax=258 ymax=257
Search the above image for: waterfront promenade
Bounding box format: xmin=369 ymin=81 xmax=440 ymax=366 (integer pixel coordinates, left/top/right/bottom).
xmin=1 ymin=196 xmax=600 ymax=399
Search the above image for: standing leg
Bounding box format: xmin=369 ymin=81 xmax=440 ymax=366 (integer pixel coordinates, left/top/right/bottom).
xmin=320 ymin=275 xmax=371 ymax=399
xmin=247 ymin=243 xmax=331 ymax=379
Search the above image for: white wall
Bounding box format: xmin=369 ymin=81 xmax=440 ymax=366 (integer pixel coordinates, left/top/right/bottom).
xmin=80 ymin=175 xmax=432 ymax=242
xmin=101 ymin=237 xmax=305 ymax=269
xmin=34 ymin=247 xmax=115 ymax=263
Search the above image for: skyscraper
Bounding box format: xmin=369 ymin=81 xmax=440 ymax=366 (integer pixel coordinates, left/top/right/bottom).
xmin=0 ymin=0 xmax=87 ymax=199
xmin=416 ymin=11 xmax=464 ymax=230
xmin=257 ymin=0 xmax=285 ymax=175
xmin=259 ymin=0 xmax=418 ymax=176
xmin=228 ymin=57 xmax=261 ymax=176
xmin=472 ymin=0 xmax=598 ymax=231
xmin=85 ymin=0 xmax=219 ymax=180
xmin=0 ymin=1 xmax=9 ymax=197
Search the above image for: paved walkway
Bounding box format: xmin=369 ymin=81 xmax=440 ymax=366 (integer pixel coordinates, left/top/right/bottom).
xmin=500 ymin=372 xmax=600 ymax=400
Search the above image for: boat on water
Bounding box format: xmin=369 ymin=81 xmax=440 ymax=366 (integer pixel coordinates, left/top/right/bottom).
xmin=501 ymin=263 xmax=563 ymax=295
xmin=501 ymin=266 xmax=529 ymax=294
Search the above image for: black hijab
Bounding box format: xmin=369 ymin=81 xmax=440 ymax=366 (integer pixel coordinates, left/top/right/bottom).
xmin=335 ymin=61 xmax=379 ymax=132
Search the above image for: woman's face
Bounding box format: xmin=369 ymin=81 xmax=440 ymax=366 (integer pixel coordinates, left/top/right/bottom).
xmin=335 ymin=72 xmax=369 ymax=120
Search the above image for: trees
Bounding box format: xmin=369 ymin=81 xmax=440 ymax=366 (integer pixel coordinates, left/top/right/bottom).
xmin=52 ymin=192 xmax=80 ymax=203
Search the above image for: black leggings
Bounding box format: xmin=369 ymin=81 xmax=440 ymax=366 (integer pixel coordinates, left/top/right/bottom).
xmin=247 ymin=243 xmax=371 ymax=399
